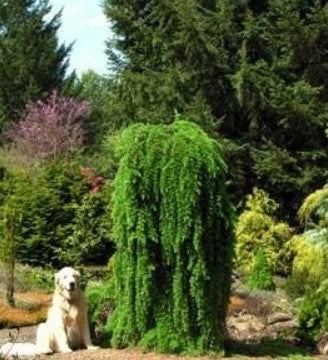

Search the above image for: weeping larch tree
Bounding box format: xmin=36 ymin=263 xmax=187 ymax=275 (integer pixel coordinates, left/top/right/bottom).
xmin=108 ymin=120 xmax=235 ymax=355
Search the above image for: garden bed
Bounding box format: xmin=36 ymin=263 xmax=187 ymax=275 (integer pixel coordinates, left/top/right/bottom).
xmin=0 ymin=292 xmax=50 ymax=328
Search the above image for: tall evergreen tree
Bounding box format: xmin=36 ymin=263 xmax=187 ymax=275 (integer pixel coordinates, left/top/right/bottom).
xmin=230 ymin=0 xmax=328 ymax=219
xmin=72 ymin=70 xmax=114 ymax=149
xmin=0 ymin=0 xmax=73 ymax=129
xmin=104 ymin=0 xmax=328 ymax=221
xmin=104 ymin=0 xmax=233 ymax=132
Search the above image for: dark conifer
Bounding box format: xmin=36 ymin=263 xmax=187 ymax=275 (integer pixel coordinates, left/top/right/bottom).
xmin=0 ymin=0 xmax=74 ymax=128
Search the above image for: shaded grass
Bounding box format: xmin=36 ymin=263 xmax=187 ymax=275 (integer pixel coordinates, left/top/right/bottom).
xmin=227 ymin=338 xmax=316 ymax=359
xmin=0 ymin=292 xmax=51 ymax=328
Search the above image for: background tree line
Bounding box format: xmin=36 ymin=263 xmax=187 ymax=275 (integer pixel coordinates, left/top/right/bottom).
xmin=102 ymin=0 xmax=328 ymax=222
xmin=0 ymin=0 xmax=327 ymax=224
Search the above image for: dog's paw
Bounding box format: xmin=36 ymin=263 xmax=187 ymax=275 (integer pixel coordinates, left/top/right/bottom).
xmin=59 ymin=347 xmax=73 ymax=353
xmin=87 ymin=345 xmax=100 ymax=350
xmin=39 ymin=347 xmax=53 ymax=354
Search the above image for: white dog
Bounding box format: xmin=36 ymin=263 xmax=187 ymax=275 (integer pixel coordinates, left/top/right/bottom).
xmin=1 ymin=267 xmax=98 ymax=356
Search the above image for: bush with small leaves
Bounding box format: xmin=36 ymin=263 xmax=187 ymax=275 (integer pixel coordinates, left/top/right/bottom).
xmin=236 ymin=188 xmax=292 ymax=275
xmin=297 ymin=280 xmax=328 ymax=344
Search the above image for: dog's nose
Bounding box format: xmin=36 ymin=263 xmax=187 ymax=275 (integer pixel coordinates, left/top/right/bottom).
xmin=69 ymin=282 xmax=75 ymax=291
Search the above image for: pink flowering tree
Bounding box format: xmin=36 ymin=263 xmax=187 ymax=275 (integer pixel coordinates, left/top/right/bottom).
xmin=6 ymin=92 xmax=89 ymax=163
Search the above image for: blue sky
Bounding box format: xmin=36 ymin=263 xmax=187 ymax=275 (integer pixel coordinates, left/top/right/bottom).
xmin=50 ymin=0 xmax=108 ymax=76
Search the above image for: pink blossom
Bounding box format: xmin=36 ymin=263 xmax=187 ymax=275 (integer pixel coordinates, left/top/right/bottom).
xmin=6 ymin=91 xmax=89 ymax=162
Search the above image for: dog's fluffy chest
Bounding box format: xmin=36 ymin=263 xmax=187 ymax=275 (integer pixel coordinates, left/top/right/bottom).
xmin=62 ymin=303 xmax=79 ymax=325
xmin=62 ymin=303 xmax=85 ymax=349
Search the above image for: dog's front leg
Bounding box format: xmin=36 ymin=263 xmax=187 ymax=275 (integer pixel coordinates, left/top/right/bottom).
xmin=54 ymin=325 xmax=73 ymax=353
xmin=81 ymin=313 xmax=98 ymax=350
xmin=84 ymin=326 xmax=98 ymax=350
xmin=57 ymin=338 xmax=73 ymax=353
xmin=36 ymin=323 xmax=53 ymax=354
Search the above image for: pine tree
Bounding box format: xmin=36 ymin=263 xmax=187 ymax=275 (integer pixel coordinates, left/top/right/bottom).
xmin=103 ymin=0 xmax=233 ymax=132
xmin=247 ymin=248 xmax=275 ymax=291
xmin=72 ymin=70 xmax=114 ymax=149
xmin=0 ymin=0 xmax=74 ymax=129
xmin=230 ymin=0 xmax=328 ymax=219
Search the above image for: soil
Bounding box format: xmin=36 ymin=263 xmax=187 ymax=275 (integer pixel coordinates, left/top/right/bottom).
xmin=0 ymin=326 xmax=323 ymax=360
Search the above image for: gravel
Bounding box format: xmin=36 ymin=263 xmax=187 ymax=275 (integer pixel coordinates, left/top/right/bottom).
xmin=0 ymin=326 xmax=322 ymax=360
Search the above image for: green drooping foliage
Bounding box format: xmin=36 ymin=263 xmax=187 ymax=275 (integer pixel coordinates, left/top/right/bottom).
xmin=0 ymin=161 xmax=113 ymax=268
xmin=297 ymin=280 xmax=328 ymax=345
xmin=103 ymin=0 xmax=328 ymax=220
xmin=247 ymin=249 xmax=275 ymax=291
xmin=235 ymin=188 xmax=292 ymax=275
xmin=0 ymin=0 xmax=74 ymax=129
xmin=107 ymin=120 xmax=235 ymax=355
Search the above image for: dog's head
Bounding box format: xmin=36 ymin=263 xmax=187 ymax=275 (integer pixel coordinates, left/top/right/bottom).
xmin=55 ymin=267 xmax=81 ymax=300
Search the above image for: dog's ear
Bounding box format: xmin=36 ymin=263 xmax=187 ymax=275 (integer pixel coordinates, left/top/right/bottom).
xmin=74 ymin=269 xmax=81 ymax=285
xmin=55 ymin=272 xmax=60 ymax=288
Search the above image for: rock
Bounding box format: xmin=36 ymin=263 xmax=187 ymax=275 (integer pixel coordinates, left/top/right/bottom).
xmin=227 ymin=314 xmax=267 ymax=342
xmin=249 ymin=321 xmax=265 ymax=332
xmin=285 ymin=335 xmax=302 ymax=346
xmin=228 ymin=319 xmax=250 ymax=333
xmin=317 ymin=332 xmax=328 ymax=355
xmin=270 ymin=319 xmax=296 ymax=333
xmin=267 ymin=312 xmax=293 ymax=325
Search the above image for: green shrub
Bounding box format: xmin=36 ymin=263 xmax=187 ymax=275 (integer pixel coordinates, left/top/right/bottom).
xmin=86 ymin=278 xmax=115 ymax=345
xmin=236 ymin=188 xmax=292 ymax=275
xmin=247 ymin=249 xmax=275 ymax=291
xmin=297 ymin=280 xmax=328 ymax=344
xmin=58 ymin=182 xmax=113 ymax=266
xmin=20 ymin=265 xmax=54 ymax=293
xmin=108 ymin=120 xmax=234 ymax=355
xmin=287 ymin=235 xmax=328 ymax=298
xmin=0 ymin=261 xmax=54 ymax=293
xmin=0 ymin=160 xmax=113 ymax=268
xmin=0 ymin=162 xmax=84 ymax=267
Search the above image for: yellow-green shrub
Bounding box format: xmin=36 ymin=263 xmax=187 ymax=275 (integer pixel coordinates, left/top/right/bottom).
xmin=236 ymin=188 xmax=292 ymax=274
xmin=293 ymin=235 xmax=328 ymax=287
xmin=294 ymin=186 xmax=328 ymax=343
xmin=298 ymin=187 xmax=328 ymax=226
xmin=288 ymin=186 xmax=328 ymax=297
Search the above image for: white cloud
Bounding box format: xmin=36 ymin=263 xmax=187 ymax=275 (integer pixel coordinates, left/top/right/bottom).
xmin=85 ymin=15 xmax=107 ymax=28
xmin=49 ymin=0 xmax=108 ymax=75
xmin=64 ymin=3 xmax=85 ymax=18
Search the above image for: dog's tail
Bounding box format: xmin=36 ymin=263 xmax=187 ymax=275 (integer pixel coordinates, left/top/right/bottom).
xmin=0 ymin=342 xmax=42 ymax=357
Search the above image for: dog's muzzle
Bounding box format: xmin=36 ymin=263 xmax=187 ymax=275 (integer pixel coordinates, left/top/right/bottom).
xmin=68 ymin=282 xmax=76 ymax=292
